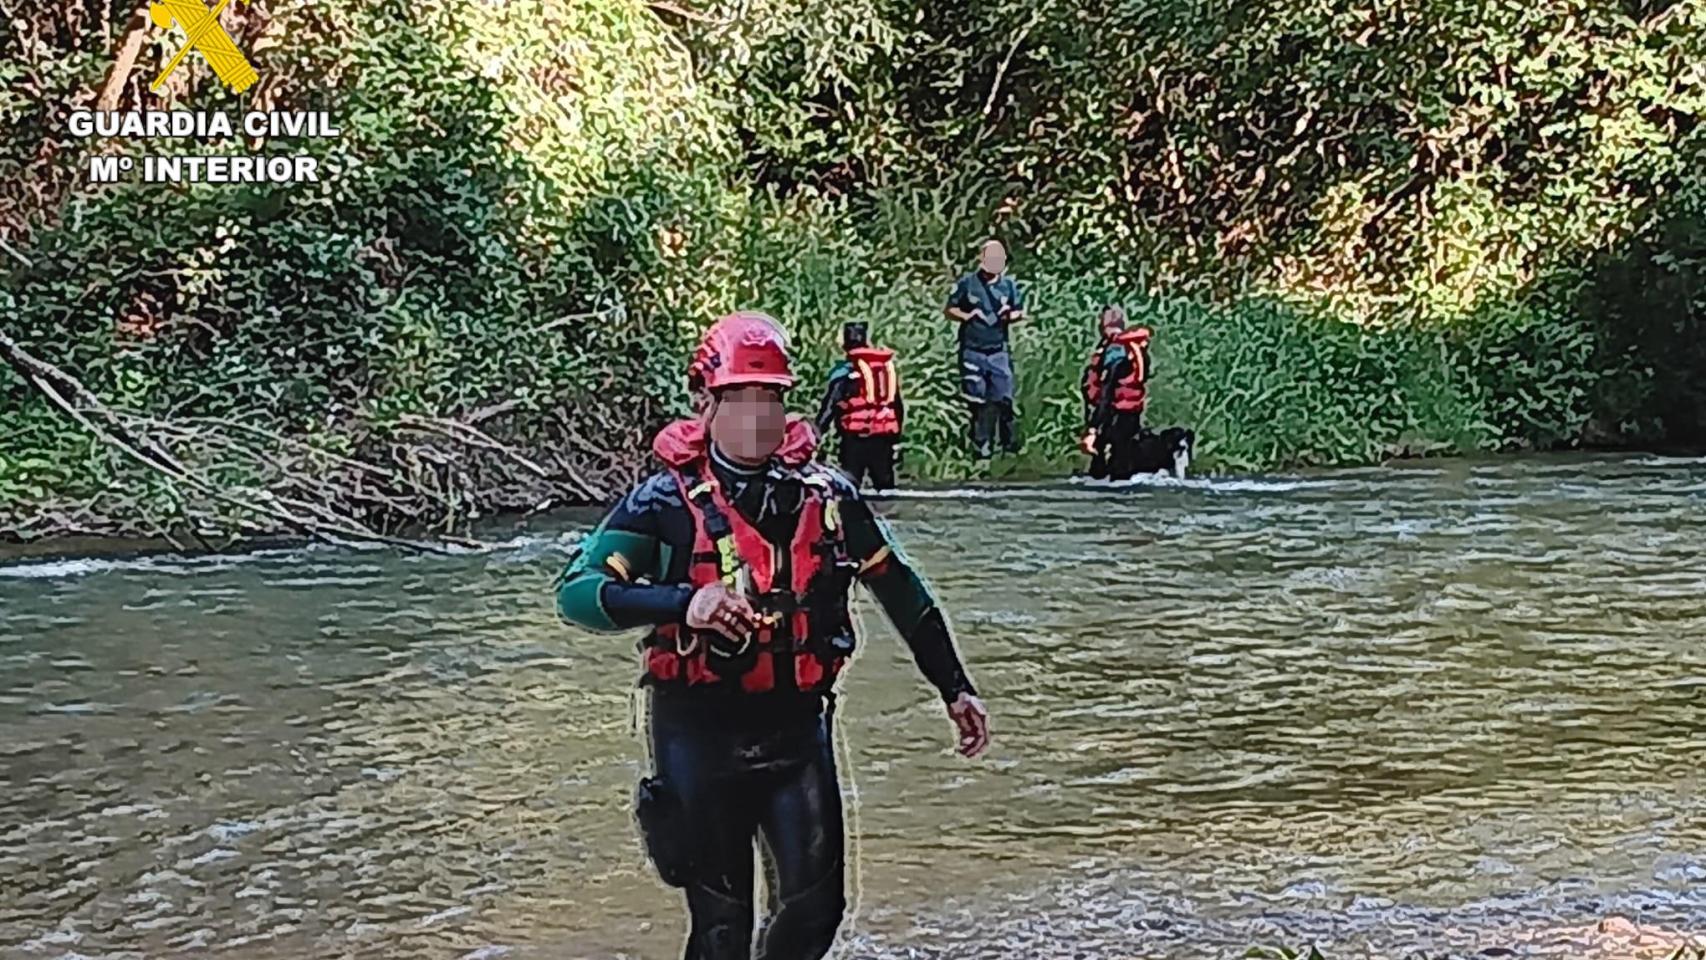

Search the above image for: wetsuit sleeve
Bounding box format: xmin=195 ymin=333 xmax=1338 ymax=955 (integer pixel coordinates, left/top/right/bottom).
xmin=1080 ymin=356 xmax=1097 ymax=426
xmin=894 ymin=392 xmax=906 ymax=436
xmin=555 ymin=477 xmax=695 ymax=631
xmin=1141 ymin=345 xmax=1153 ymax=381
xmin=835 ymin=483 xmax=976 ymax=702
xmin=815 ymin=365 xmax=854 ymax=436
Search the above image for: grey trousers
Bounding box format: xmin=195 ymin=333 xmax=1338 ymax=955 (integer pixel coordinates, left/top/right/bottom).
xmin=959 ymin=348 xmax=1019 ymax=455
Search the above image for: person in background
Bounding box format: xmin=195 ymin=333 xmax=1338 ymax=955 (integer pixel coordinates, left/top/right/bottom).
xmin=814 ymin=321 xmax=904 ymax=492
xmin=554 ymin=311 xmax=990 ymax=960
xmin=1079 ymin=305 xmax=1153 ymax=480
xmin=944 ymin=239 xmax=1026 ymax=459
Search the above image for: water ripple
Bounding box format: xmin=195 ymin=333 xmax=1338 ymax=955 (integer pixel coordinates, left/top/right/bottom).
xmin=2 ymin=454 xmax=1705 ymax=957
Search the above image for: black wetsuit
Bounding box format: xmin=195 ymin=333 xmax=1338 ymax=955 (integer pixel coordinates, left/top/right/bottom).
xmin=555 ymin=447 xmax=974 ymax=959
xmin=650 ymin=690 xmax=843 ymax=958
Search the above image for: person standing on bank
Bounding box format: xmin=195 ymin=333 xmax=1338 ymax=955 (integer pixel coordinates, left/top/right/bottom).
xmin=945 ymin=239 xmax=1026 ymax=459
xmin=814 ymin=321 xmax=904 ymax=493
xmin=554 ymin=311 xmax=991 ymax=960
xmin=1079 ymin=305 xmax=1153 ymax=480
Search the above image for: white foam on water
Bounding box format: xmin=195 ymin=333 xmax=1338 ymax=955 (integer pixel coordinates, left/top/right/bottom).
xmin=0 ymin=556 xmax=143 ymax=579
xmin=0 ymin=529 xmax=572 ymax=582
xmin=1067 ymin=473 xmax=1338 ymax=493
xmin=0 ymin=546 xmax=306 ymax=581
xmin=418 ymin=905 xmax=472 ymax=927
xmin=837 ymin=475 xmax=1339 ymax=501
xmin=480 ymin=530 xmax=583 ymax=560
xmin=877 ymin=487 xmax=1051 ymax=500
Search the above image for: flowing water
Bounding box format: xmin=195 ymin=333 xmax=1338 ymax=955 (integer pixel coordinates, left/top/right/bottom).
xmin=3 ymin=455 xmax=1705 ymax=960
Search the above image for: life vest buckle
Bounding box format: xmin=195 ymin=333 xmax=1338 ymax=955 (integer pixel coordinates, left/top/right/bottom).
xmin=756 ymin=588 xmax=799 ymax=624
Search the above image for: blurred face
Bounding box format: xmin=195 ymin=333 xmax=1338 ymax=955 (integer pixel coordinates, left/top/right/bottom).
xmin=707 ymin=384 xmax=787 ymax=465
xmin=1099 ymin=307 xmax=1125 ymax=338
xmin=979 ymin=241 xmax=1007 ymax=276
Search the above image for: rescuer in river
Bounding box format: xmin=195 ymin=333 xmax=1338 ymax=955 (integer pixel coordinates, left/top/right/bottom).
xmin=554 ymin=311 xmax=991 ymax=960
xmin=814 ymin=321 xmax=904 ymax=492
xmin=1079 ymin=305 xmax=1153 ymax=479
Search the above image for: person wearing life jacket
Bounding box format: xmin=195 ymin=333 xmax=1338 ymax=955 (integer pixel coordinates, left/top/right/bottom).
xmin=554 ymin=311 xmax=989 ymax=960
xmin=814 ymin=321 xmax=904 ymax=492
xmin=1079 ymin=305 xmax=1153 ymax=480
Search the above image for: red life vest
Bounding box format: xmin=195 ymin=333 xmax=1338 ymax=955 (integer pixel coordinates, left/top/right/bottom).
xmin=837 ymin=347 xmax=901 ymax=438
xmin=643 ymin=418 xmax=857 ymax=694
xmin=1082 ymin=330 xmax=1149 ymax=413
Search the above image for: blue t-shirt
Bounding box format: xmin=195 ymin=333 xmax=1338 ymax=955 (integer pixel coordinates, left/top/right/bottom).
xmin=947 ymin=272 xmax=1024 ymax=353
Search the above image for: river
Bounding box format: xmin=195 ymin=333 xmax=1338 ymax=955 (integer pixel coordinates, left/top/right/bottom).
xmin=3 ymin=455 xmax=1704 ymax=960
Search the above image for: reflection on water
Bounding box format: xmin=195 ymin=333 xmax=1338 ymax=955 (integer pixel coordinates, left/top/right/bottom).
xmin=2 ymin=455 xmax=1705 ymax=959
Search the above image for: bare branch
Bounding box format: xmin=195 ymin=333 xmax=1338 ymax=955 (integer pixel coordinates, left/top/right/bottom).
xmin=646 ymin=1 xmax=736 ymax=26
xmin=96 ymin=4 xmax=152 ymax=112
xmin=0 ymin=236 xmax=32 ymax=268
xmin=982 ymin=10 xmax=1042 ymax=120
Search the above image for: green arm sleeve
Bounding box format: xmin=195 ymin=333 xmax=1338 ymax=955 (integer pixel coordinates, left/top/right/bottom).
xmin=554 ymin=521 xmax=663 ymax=632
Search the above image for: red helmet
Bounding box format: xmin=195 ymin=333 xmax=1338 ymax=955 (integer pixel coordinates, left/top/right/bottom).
xmin=688 ymin=311 xmax=796 ymax=392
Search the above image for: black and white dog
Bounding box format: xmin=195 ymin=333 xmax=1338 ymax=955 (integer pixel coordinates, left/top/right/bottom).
xmin=1127 ymin=427 xmax=1195 ymax=480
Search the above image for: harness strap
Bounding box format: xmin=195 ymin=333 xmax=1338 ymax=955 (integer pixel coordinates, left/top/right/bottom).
xmin=683 ymin=473 xmax=733 ymax=543
xmin=653 ymin=462 xmax=857 ymax=691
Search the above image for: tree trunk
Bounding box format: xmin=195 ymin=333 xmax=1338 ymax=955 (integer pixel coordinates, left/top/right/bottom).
xmin=96 ymin=3 xmax=152 ymax=111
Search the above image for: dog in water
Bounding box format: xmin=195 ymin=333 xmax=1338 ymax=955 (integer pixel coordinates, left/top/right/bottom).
xmin=1119 ymin=426 xmax=1195 ymax=480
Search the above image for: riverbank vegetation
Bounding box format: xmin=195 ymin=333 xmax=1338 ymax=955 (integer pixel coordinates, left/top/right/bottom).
xmin=3 ymin=0 xmax=1703 ymax=544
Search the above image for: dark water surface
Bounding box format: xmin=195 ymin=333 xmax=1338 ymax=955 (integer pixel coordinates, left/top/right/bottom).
xmin=3 ymin=455 xmax=1704 ymax=959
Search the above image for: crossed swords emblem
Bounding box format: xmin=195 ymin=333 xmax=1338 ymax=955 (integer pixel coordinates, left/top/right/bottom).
xmin=149 ymin=0 xmax=258 ymax=93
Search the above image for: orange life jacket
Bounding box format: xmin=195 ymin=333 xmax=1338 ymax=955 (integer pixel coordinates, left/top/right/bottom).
xmin=837 ymin=347 xmax=901 ymax=438
xmin=643 ymin=418 xmax=857 ymax=693
xmin=1082 ymin=330 xmax=1149 ymax=414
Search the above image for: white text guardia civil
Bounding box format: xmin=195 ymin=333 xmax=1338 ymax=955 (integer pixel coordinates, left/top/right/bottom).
xmin=67 ymin=111 xmax=341 ymax=140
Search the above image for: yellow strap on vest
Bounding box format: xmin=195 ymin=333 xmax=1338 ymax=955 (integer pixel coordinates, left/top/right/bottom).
xmin=853 ymin=358 xmax=898 ymax=406
xmin=685 ymin=475 xmax=742 ymax=585
xmin=605 ymin=552 xmax=632 ymax=581
xmin=799 ymin=472 xmax=839 ymax=531
xmin=854 ymin=359 xmax=876 ymax=405
xmin=716 ymin=537 xmax=740 ymax=585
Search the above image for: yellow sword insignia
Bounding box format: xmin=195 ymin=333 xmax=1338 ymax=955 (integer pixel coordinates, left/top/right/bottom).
xmin=150 ymin=0 xmax=259 ymax=94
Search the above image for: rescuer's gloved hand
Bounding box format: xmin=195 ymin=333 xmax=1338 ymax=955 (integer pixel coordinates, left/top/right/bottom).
xmin=686 ymin=582 xmax=760 ymax=644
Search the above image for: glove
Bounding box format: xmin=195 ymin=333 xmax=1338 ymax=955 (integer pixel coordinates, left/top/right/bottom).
xmin=1079 ymin=430 xmax=1098 ymax=456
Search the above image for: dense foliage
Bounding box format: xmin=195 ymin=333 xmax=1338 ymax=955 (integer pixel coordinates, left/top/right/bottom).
xmin=3 ymin=0 xmax=1703 ymax=538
